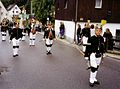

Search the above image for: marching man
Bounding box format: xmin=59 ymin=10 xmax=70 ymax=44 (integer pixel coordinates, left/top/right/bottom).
xmin=43 ymin=23 xmax=55 ymax=55
xmin=85 ymin=28 xmax=105 ymax=87
xmin=29 ymin=22 xmax=36 ymax=46
xmin=1 ymin=18 xmax=9 ymax=41
xmin=10 ymin=22 xmax=23 ymax=57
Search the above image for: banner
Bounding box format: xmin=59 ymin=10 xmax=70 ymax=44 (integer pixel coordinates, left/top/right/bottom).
xmin=101 ymin=20 xmax=107 ymax=26
xmin=87 ymin=20 xmax=90 ymax=23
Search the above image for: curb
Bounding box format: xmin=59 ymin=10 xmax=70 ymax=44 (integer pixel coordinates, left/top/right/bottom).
xmin=56 ymin=38 xmax=84 ymax=55
xmin=56 ymin=38 xmax=120 ymax=60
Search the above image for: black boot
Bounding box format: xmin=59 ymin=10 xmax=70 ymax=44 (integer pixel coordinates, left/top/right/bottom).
xmin=89 ymin=82 xmax=94 ymax=87
xmin=94 ymin=81 xmax=100 ymax=85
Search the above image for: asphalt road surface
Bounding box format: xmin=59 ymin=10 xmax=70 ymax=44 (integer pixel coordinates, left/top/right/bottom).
xmin=0 ymin=32 xmax=120 ymax=89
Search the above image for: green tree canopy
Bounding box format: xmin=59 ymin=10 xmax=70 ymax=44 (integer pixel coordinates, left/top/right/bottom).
xmin=32 ymin=0 xmax=55 ymax=24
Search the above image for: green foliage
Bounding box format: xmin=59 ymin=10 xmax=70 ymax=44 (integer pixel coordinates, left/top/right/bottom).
xmin=1 ymin=0 xmax=55 ymax=24
xmin=32 ymin=0 xmax=55 ymax=24
xmin=1 ymin=0 xmax=13 ymax=8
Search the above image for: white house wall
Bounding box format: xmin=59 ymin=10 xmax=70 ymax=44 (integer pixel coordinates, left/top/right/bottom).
xmin=0 ymin=1 xmax=8 ymax=22
xmin=77 ymin=22 xmax=120 ymax=37
xmin=55 ymin=20 xmax=120 ymax=42
xmin=102 ymin=23 xmax=120 ymax=36
xmin=0 ymin=1 xmax=13 ymax=22
xmin=8 ymin=5 xmax=21 ymax=17
xmin=55 ymin=20 xmax=75 ymax=43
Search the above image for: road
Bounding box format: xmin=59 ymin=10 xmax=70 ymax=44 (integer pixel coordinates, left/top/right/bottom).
xmin=0 ymin=32 xmax=120 ymax=89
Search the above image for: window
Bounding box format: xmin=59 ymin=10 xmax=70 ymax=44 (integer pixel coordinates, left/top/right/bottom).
xmin=15 ymin=7 xmax=17 ymax=9
xmin=95 ymin=0 xmax=102 ymax=8
xmin=64 ymin=0 xmax=68 ymax=9
xmin=16 ymin=11 xmax=18 ymax=13
xmin=1 ymin=12 xmax=3 ymax=15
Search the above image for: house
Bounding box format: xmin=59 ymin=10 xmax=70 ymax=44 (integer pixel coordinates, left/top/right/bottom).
xmin=55 ymin=0 xmax=120 ymax=43
xmin=7 ymin=4 xmax=21 ymax=18
xmin=0 ymin=1 xmax=9 ymax=22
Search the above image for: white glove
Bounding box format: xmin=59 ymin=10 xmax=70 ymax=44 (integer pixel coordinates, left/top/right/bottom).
xmin=85 ymin=57 xmax=89 ymax=60
xmin=54 ymin=38 xmax=57 ymax=40
xmin=104 ymin=37 xmax=106 ymax=42
xmin=103 ymin=53 xmax=106 ymax=58
xmin=9 ymin=40 xmax=11 ymax=43
xmin=43 ymin=38 xmax=45 ymax=41
xmin=19 ymin=38 xmax=21 ymax=41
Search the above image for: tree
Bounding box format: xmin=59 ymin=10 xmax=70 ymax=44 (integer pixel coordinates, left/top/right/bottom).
xmin=32 ymin=0 xmax=55 ymax=24
xmin=1 ymin=0 xmax=14 ymax=8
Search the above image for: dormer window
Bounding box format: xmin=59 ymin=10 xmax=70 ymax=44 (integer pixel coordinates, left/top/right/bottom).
xmin=15 ymin=7 xmax=17 ymax=9
xmin=16 ymin=11 xmax=18 ymax=13
xmin=64 ymin=0 xmax=68 ymax=9
xmin=95 ymin=0 xmax=102 ymax=8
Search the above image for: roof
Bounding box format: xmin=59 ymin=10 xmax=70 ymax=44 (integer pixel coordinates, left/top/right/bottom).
xmin=7 ymin=4 xmax=16 ymax=11
xmin=0 ymin=1 xmax=8 ymax=13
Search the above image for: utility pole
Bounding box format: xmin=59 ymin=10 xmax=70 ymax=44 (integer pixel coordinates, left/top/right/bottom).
xmin=74 ymin=0 xmax=78 ymax=43
xmin=31 ymin=0 xmax=33 ymax=15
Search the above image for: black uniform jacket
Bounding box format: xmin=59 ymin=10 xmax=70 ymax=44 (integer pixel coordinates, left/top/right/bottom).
xmin=43 ymin=29 xmax=55 ymax=40
xmin=10 ymin=28 xmax=23 ymax=40
xmin=1 ymin=26 xmax=8 ymax=32
xmin=1 ymin=18 xmax=9 ymax=32
xmin=81 ymin=27 xmax=91 ymax=38
xmin=85 ymin=35 xmax=105 ymax=57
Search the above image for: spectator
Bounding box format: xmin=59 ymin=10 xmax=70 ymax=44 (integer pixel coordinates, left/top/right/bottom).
xmin=59 ymin=22 xmax=65 ymax=39
xmin=77 ymin=24 xmax=81 ymax=44
xmin=103 ymin=28 xmax=113 ymax=51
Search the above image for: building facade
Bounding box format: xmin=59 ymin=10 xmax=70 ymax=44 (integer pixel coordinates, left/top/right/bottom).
xmin=7 ymin=4 xmax=21 ymax=18
xmin=0 ymin=1 xmax=9 ymax=22
xmin=55 ymin=0 xmax=120 ymax=42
